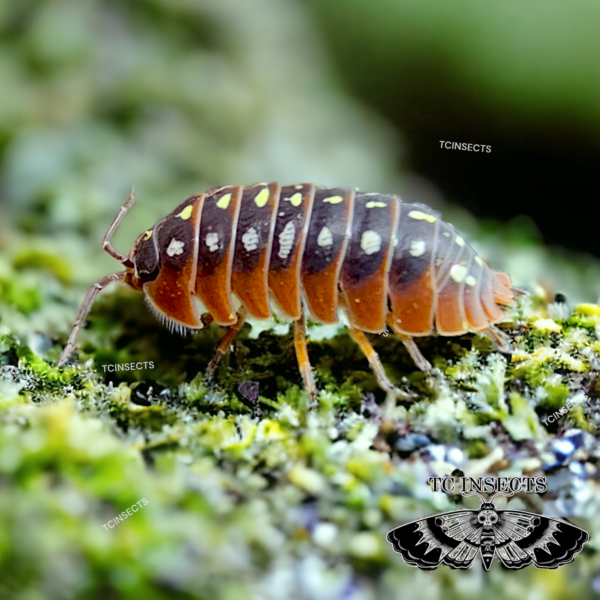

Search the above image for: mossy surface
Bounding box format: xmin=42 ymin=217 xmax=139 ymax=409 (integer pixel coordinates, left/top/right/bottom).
xmin=1 ymin=1 xmax=599 ymax=599
xmin=2 ymin=259 xmax=600 ymax=599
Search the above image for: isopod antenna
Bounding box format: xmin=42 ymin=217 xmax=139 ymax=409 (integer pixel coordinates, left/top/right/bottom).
xmin=58 ymin=190 xmax=136 ymax=366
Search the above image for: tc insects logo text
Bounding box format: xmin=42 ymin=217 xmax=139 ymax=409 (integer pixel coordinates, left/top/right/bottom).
xmin=387 ymin=476 xmax=589 ymax=571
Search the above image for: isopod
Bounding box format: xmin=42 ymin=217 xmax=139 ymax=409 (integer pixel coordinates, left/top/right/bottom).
xmin=58 ymin=183 xmax=520 ymax=405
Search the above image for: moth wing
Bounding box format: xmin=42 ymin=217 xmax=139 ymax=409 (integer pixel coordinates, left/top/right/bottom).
xmin=387 ymin=509 xmax=481 ymax=570
xmin=494 ymin=510 xmax=589 ymax=570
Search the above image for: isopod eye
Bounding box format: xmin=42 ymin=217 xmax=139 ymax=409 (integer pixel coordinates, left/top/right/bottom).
xmin=477 ymin=513 xmax=486 ymax=523
xmin=133 ymin=230 xmax=160 ymax=281
xmin=489 ymin=512 xmax=498 ymax=523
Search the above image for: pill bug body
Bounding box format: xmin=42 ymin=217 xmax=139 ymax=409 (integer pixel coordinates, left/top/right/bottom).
xmin=59 ymin=183 xmax=519 ymax=405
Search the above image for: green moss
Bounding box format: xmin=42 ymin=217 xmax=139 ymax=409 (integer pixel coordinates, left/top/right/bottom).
xmin=0 ymin=274 xmax=42 ymax=315
xmin=12 ymin=248 xmax=72 ymax=285
xmin=465 ymin=440 xmax=490 ymax=459
xmin=1 ymin=1 xmax=599 ymax=597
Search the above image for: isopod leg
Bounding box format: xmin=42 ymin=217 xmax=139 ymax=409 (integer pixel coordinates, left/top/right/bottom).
xmin=347 ymin=327 xmax=400 ymax=412
xmin=102 ymin=189 xmax=136 ymax=265
xmin=398 ymin=334 xmax=432 ymax=372
xmin=386 ymin=316 xmax=432 ymax=373
xmin=293 ymin=310 xmax=317 ymax=405
xmin=482 ymin=325 xmax=513 ymax=353
xmin=201 ymin=313 xmax=214 ymax=327
xmin=205 ymin=306 xmax=248 ymax=380
xmin=58 ymin=271 xmax=128 ymax=367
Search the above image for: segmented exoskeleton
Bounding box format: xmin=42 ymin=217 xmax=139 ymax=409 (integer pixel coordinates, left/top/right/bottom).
xmin=58 ymin=183 xmax=520 ymax=405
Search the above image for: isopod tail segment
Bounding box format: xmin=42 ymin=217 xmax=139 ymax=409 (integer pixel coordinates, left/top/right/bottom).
xmin=58 ymin=184 xmax=522 ymax=414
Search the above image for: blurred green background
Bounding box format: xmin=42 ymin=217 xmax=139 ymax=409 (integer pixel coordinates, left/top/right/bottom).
xmin=1 ymin=1 xmax=600 ymax=599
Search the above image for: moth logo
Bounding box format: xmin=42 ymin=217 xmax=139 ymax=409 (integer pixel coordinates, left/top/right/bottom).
xmin=387 ymin=478 xmax=589 ymax=571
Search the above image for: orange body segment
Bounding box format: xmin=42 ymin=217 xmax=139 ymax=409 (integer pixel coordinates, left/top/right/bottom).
xmin=389 ymin=267 xmax=436 ymax=335
xmin=195 ymin=185 xmax=243 ymax=325
xmin=492 ymin=270 xmax=516 ymax=306
xmin=301 ymin=188 xmax=355 ymax=324
xmin=464 ymin=283 xmax=489 ymax=330
xmin=268 ymin=184 xmax=316 ymax=319
xmin=435 ymin=279 xmax=467 ymax=335
xmin=143 ymin=196 xmax=203 ymax=328
xmin=341 ymin=194 xmax=399 ymax=333
xmin=231 ymin=182 xmax=281 ymax=319
xmin=481 ymin=269 xmax=506 ymax=322
xmin=302 ymin=260 xmax=343 ymax=324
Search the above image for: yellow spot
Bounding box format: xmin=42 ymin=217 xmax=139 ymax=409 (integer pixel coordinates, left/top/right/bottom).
xmin=254 ymin=188 xmax=270 ymax=208
xmin=462 ymin=321 xmax=469 ymax=330
xmin=366 ymin=201 xmax=386 ymax=208
xmin=216 ymin=193 xmax=232 ymax=209
xmin=176 ymin=205 xmax=193 ymax=220
xmin=408 ymin=210 xmax=436 ymax=223
xmin=475 ymin=256 xmax=484 ymax=267
xmin=465 ymin=276 xmax=476 ymax=286
xmin=286 ymin=192 xmax=302 ymax=207
xmin=323 ymin=195 xmax=344 ymax=204
xmin=455 ymin=236 xmax=465 ymax=247
xmin=533 ymin=318 xmax=562 ymax=333
xmin=449 ymin=264 xmax=468 ymax=283
xmin=143 ymin=229 xmax=153 ymax=241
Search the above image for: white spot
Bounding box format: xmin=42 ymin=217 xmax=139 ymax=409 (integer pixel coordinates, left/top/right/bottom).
xmin=166 ymin=239 xmax=185 ymax=257
xmin=409 ymin=240 xmax=426 ymax=257
xmin=360 ymin=230 xmax=381 ymax=255
xmin=278 ymin=221 xmax=295 ymax=259
xmin=295 ymin=184 xmax=303 ymax=189
xmin=442 ymin=232 xmax=451 ymax=238
xmin=206 ymin=232 xmax=219 ymax=252
xmin=450 ymin=264 xmax=469 ymax=283
xmin=465 ymin=276 xmax=477 ymax=286
xmin=408 ymin=210 xmax=436 ymax=223
xmin=242 ymin=227 xmax=259 ymax=252
xmin=455 ymin=236 xmax=465 ymax=247
xmin=475 ymin=256 xmax=484 ymax=266
xmin=317 ymin=226 xmax=333 ymax=247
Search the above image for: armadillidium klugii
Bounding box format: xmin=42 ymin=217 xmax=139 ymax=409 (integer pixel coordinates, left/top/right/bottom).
xmin=58 ymin=184 xmax=520 ymax=404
